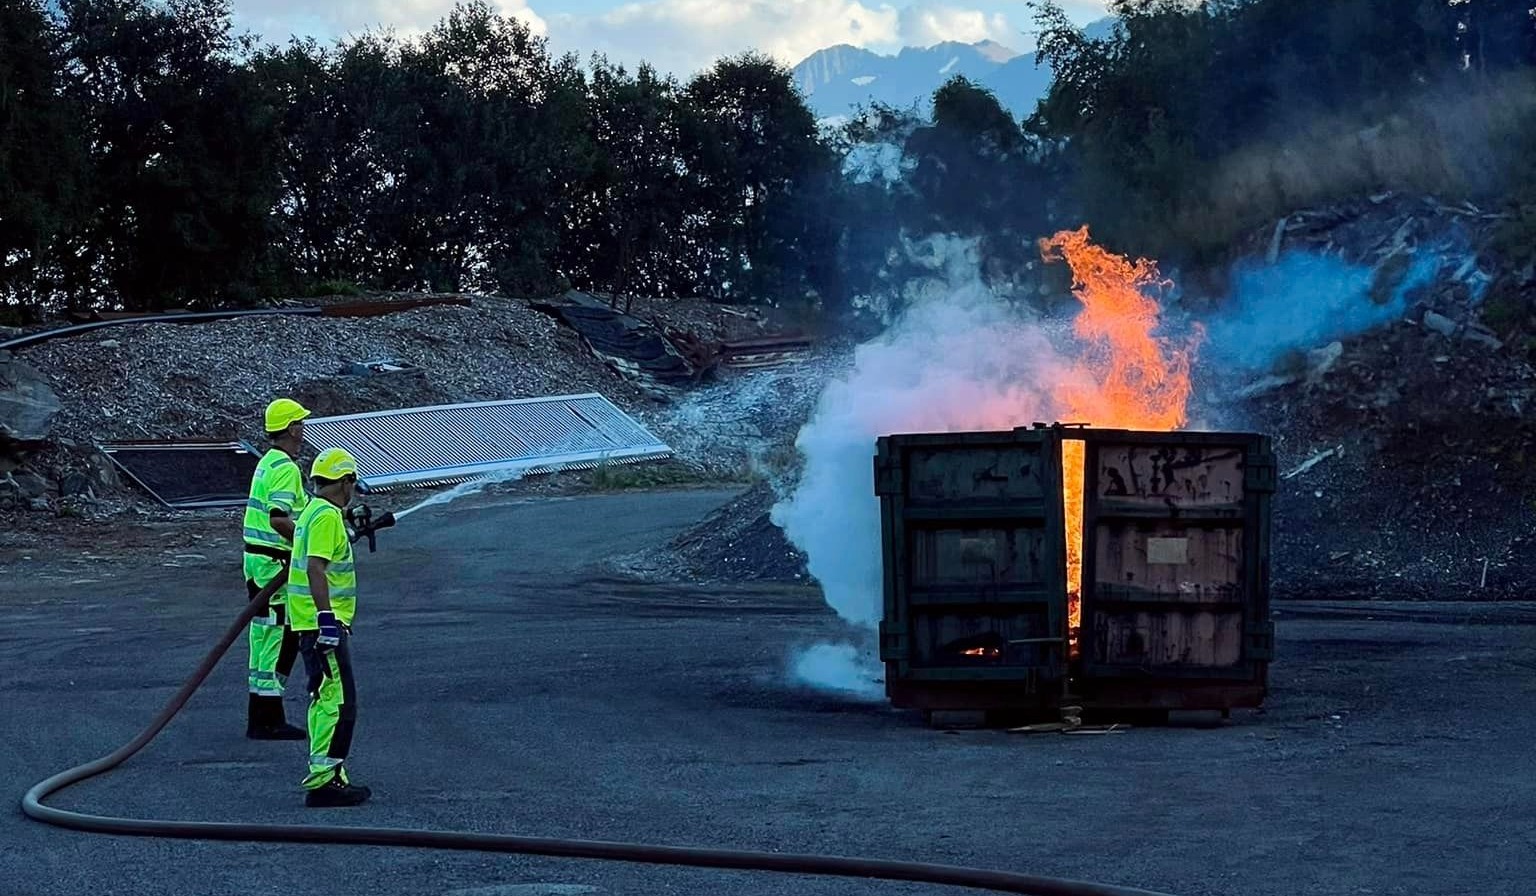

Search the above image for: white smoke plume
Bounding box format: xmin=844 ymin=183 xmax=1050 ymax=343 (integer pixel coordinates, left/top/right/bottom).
xmin=772 ymin=238 xmax=1087 ymax=693
xmin=774 ymin=229 xmax=1458 ymax=699
xmin=788 ymin=643 xmax=885 ymax=701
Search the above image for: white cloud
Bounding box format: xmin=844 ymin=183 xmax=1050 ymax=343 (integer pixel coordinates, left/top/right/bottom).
xmin=897 ymin=5 xmax=1013 ymax=47
xmin=231 ymin=0 xmax=1112 ymax=77
xmin=232 ymin=0 xmax=546 ymax=45
xmin=543 ymin=0 xmax=1072 ymax=76
xmin=1059 ymin=0 xmax=1110 ymax=17
xmin=547 ymin=0 xmax=903 ymax=77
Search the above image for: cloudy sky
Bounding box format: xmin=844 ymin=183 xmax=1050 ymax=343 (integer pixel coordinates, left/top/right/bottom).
xmin=230 ymin=0 xmax=1110 ymax=77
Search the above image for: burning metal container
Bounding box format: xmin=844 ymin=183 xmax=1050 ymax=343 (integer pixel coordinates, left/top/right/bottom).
xmin=876 ymin=424 xmax=1275 ymax=724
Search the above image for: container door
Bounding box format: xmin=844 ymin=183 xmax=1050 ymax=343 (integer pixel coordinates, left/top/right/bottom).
xmin=877 ymin=427 xmax=1069 ymax=687
xmin=1077 ymin=430 xmax=1275 ymax=681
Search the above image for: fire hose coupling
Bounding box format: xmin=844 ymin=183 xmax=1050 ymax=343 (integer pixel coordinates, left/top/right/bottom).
xmin=345 ymin=503 xmax=397 ymax=553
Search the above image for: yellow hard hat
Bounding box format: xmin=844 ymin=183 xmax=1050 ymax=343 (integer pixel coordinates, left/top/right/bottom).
xmin=310 ymin=447 xmax=358 ymax=481
xmin=264 ymin=398 xmax=311 ymax=434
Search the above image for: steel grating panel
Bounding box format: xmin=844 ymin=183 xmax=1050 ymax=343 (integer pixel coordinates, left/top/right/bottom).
xmin=301 ymin=394 xmax=672 ymax=491
xmin=99 ymin=440 xmax=262 ymax=509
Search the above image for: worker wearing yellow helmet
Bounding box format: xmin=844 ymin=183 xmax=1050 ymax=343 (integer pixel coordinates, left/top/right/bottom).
xmin=240 ymin=398 xmax=312 ymax=740
xmin=287 ymin=447 xmax=371 ymax=807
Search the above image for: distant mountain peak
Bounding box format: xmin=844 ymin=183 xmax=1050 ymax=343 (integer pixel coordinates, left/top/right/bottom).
xmin=793 ymin=38 xmax=1041 ymax=119
xmin=973 ymin=39 xmax=1022 ymax=63
xmin=793 ymin=20 xmax=1114 ymax=121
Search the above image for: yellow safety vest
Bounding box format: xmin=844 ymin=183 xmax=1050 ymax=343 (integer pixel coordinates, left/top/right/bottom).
xmin=243 ymin=449 xmax=308 ymax=590
xmin=287 ymin=499 xmax=358 ymax=630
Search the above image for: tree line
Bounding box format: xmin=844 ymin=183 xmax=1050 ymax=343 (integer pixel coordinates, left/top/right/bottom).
xmin=0 ymin=0 xmax=841 ymax=316
xmin=2 ymin=0 xmax=1534 ymax=320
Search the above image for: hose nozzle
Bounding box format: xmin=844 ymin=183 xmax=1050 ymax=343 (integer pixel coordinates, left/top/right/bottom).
xmin=346 ymin=505 xmax=396 ymax=553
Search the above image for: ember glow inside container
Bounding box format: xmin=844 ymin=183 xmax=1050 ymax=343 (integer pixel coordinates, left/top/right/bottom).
xmin=875 ymin=424 xmax=1276 ymax=725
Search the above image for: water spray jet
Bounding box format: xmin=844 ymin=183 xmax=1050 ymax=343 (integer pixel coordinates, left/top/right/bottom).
xmin=390 ymin=464 xmax=535 ymax=521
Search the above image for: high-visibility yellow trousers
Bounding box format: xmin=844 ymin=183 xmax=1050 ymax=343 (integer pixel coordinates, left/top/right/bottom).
xmin=298 ymin=629 xmax=358 ymax=790
xmin=244 ymin=560 xmax=300 ymax=732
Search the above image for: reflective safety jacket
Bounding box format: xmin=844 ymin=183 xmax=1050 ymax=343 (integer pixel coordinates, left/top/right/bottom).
xmin=243 ymin=449 xmax=308 ymax=585
xmin=287 ymin=498 xmax=357 ymax=630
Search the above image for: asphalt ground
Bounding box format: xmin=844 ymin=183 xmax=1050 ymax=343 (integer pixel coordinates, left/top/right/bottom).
xmin=4 ymin=488 xmax=1535 ymax=896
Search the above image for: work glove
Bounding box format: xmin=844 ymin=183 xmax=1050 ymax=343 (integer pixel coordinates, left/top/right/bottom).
xmin=316 ymin=610 xmax=342 ymax=649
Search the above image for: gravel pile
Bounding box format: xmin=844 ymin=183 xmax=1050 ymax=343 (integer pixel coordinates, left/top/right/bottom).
xmin=619 ymin=481 xmax=810 ymax=583
xmin=20 ymin=296 xmax=649 ymax=449
xmin=618 ymin=350 xmax=856 ymax=583
xmin=4 ymin=291 xmax=839 ymax=533
xmin=1221 ymin=315 xmax=1536 ymax=601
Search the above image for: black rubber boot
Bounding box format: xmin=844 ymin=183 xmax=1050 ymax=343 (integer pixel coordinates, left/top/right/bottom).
xmin=305 ymin=775 xmax=372 ymax=808
xmin=244 ymin=693 xmax=264 ymax=736
xmin=246 ymin=696 xmax=306 ymax=740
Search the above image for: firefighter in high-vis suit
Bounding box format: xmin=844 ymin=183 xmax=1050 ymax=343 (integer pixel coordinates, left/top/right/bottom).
xmin=288 ymin=447 xmax=372 ymax=807
xmin=241 ymin=398 xmax=312 ymax=740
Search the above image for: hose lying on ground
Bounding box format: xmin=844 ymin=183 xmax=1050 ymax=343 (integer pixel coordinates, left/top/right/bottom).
xmin=21 ymin=578 xmax=1179 ymax=896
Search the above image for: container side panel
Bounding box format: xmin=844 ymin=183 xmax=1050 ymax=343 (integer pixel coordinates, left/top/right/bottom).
xmin=911 ymin=526 xmax=1048 ymax=587
xmin=1088 ymin=609 xmax=1245 ymax=666
xmin=887 ymin=435 xmax=1066 ymax=687
xmin=1081 ymin=432 xmax=1267 ymax=687
xmin=905 ymin=446 xmax=1047 ymax=504
xmin=1093 ymin=524 xmax=1243 ymax=603
xmin=913 ymin=611 xmax=1055 ymax=668
xmin=1095 ymin=443 xmax=1246 ymax=509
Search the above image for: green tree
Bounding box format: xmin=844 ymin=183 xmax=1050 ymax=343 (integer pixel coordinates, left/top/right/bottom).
xmin=251 ymin=38 xmax=379 ymax=290
xmin=681 ymin=52 xmax=835 ymax=305
xmin=905 ymin=77 xmax=1054 ymax=247
xmin=57 ymin=0 xmax=283 ymax=310
xmin=0 ymin=0 xmax=83 ymax=312
xmin=1030 ymin=0 xmax=1487 ymax=257
xmin=403 ymin=2 xmax=587 ymax=293
xmin=562 ymin=58 xmax=691 ymax=310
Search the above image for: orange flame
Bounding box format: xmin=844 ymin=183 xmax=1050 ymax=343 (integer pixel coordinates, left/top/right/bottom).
xmin=1038 ymin=227 xmax=1203 ymax=642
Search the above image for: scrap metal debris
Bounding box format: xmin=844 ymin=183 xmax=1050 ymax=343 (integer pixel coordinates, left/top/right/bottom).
xmin=1230 ymin=194 xmax=1536 ymax=601
xmin=537 ymin=292 xmax=697 ymax=391
xmin=1282 ymin=447 xmax=1340 ymax=481
xmin=717 ymin=335 xmax=814 ymax=370
xmin=345 ymin=358 xmax=422 ymax=378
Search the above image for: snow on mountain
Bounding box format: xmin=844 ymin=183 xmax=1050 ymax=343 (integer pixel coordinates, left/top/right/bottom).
xmin=793 ymin=18 xmax=1118 ymax=119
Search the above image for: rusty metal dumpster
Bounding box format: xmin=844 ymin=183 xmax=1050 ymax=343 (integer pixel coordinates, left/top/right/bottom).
xmin=876 ymin=424 xmax=1275 ymax=722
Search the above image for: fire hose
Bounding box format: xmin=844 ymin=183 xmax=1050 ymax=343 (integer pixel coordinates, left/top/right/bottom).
xmin=21 ymin=508 xmax=1181 ymax=896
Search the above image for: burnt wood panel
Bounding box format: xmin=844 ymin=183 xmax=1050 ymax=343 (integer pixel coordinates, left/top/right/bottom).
xmin=910 ymin=526 xmax=1049 ymax=587
xmin=1094 ymin=443 xmax=1246 ymax=509
xmin=1088 ymin=610 xmax=1245 ymax=667
xmin=1080 ymin=429 xmax=1272 ymax=688
xmin=905 ymin=445 xmax=1047 ymax=504
xmin=1092 ymin=523 xmax=1242 ymax=603
xmin=912 ymin=611 xmax=1056 ymax=668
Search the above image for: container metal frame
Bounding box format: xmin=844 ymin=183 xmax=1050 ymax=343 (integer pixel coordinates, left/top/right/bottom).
xmin=876 ymin=424 xmax=1276 ymax=720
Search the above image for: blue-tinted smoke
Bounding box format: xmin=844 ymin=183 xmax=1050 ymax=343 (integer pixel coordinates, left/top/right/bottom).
xmin=1203 ymin=251 xmax=1440 ymax=371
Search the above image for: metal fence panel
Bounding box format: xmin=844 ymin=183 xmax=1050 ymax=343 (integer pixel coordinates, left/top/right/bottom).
xmin=302 ymin=394 xmax=671 ymax=490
